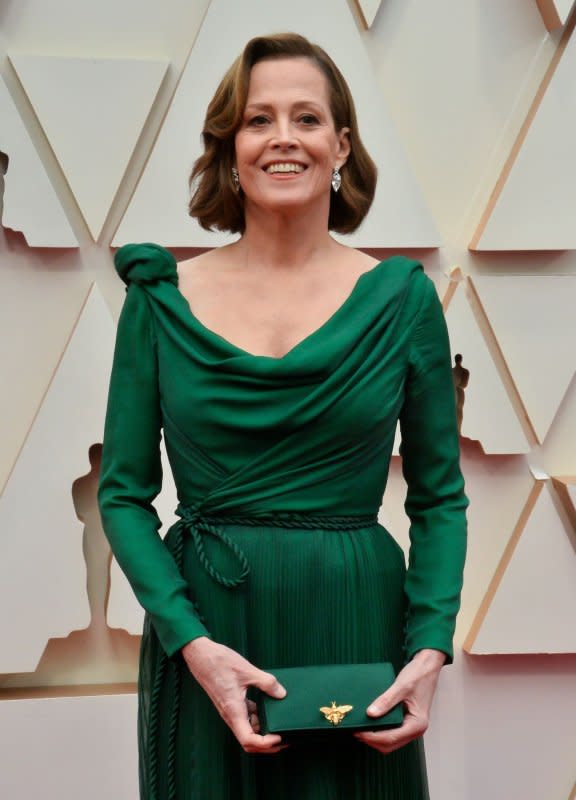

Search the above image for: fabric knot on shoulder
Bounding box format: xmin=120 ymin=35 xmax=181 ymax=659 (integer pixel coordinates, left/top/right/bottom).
xmin=114 ymin=242 xmax=178 ymax=287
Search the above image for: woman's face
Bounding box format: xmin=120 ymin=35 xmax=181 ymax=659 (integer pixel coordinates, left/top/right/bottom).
xmin=234 ymin=57 xmax=350 ymax=219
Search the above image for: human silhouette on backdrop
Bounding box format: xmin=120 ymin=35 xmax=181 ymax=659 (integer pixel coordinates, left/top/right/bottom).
xmin=72 ymin=443 xmax=111 ymax=630
xmin=0 ymin=150 xmax=8 ymax=218
xmin=452 ymin=353 xmax=470 ymax=435
xmin=0 ymin=147 xmax=30 ymax=249
xmin=0 ymin=444 xmax=140 ymax=689
xmin=0 ymin=149 xmax=8 ymax=246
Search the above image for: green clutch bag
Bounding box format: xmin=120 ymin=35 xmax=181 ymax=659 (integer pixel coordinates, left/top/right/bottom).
xmin=255 ymin=663 xmax=403 ymax=740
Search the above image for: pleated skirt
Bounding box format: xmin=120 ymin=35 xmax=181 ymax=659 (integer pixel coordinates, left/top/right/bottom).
xmin=138 ymin=520 xmax=430 ymax=799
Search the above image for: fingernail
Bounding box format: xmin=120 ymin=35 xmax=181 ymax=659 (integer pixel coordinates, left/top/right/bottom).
xmin=275 ymin=686 xmax=287 ymax=699
xmin=367 ymin=705 xmax=379 ymax=715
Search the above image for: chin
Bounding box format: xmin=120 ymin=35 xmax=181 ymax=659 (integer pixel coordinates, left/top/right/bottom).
xmin=247 ymin=190 xmax=325 ymax=216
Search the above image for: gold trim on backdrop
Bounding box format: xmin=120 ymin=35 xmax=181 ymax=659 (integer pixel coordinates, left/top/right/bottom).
xmin=469 ymin=11 xmax=576 ymax=250
xmin=0 ymin=682 xmax=137 ymax=701
xmin=0 ymin=281 xmax=94 ymax=496
xmin=441 ymin=265 xmax=463 ymax=312
xmin=551 ymin=477 xmax=576 ymax=545
xmin=465 ymin=278 xmax=537 ymax=446
xmin=535 ymin=0 xmax=575 ymax=32
xmin=463 ymin=481 xmax=544 ymax=653
xmin=351 ymin=0 xmax=383 ymax=30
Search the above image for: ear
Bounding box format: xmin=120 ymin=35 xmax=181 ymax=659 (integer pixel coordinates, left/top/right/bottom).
xmin=335 ymin=126 xmax=351 ymax=168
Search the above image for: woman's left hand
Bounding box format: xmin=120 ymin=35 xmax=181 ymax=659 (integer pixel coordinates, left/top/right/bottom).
xmin=354 ymin=648 xmax=446 ymax=755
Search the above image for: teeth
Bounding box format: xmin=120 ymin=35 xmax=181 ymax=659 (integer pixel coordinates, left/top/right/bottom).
xmin=266 ymin=163 xmax=305 ymax=174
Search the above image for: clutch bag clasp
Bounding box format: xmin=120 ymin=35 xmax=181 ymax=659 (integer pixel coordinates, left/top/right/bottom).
xmin=319 ymin=701 xmax=354 ymax=726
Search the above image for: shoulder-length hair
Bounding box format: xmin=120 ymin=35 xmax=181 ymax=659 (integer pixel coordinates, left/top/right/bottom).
xmin=188 ymin=32 xmax=377 ymax=235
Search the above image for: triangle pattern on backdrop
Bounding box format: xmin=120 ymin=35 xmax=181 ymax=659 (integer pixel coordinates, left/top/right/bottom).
xmin=444 ymin=280 xmax=530 ymax=454
xmin=464 ymin=480 xmax=576 ymax=654
xmin=113 ymin=0 xmax=439 ymax=248
xmin=472 ymin=275 xmax=576 ymax=443
xmin=471 ymin=18 xmax=576 ymax=249
xmin=567 ymin=481 xmax=576 ymax=512
xmin=0 ymin=284 xmax=110 ymax=673
xmin=552 ymin=476 xmax=576 ymax=531
xmin=0 ymin=72 xmax=76 ymax=246
xmin=535 ymin=0 xmax=576 ymax=31
xmin=9 ymin=54 xmax=168 ymax=241
xmin=353 ymin=0 xmax=383 ymax=28
xmin=0 ymin=276 xmax=182 ymax=669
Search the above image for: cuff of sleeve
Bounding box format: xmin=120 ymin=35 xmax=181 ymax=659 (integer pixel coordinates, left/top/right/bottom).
xmin=404 ymin=626 xmax=454 ymax=666
xmin=153 ymin=615 xmax=212 ymax=659
xmin=406 ymin=645 xmax=453 ymax=667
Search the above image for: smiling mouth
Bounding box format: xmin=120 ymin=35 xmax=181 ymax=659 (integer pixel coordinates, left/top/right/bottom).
xmin=264 ymin=162 xmax=307 ymax=174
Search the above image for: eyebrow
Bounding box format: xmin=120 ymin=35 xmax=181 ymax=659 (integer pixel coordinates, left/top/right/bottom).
xmin=244 ymin=101 xmax=325 ymax=113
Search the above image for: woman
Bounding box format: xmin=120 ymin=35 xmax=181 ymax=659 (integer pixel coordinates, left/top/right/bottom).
xmin=98 ymin=32 xmax=468 ymax=799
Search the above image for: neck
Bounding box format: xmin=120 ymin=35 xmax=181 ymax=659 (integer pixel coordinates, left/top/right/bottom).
xmin=234 ymin=199 xmax=342 ymax=272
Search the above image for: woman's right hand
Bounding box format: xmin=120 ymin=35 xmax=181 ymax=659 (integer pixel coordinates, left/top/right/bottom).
xmin=181 ymin=636 xmax=288 ymax=754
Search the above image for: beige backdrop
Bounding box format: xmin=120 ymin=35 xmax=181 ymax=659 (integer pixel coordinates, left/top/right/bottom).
xmin=1 ymin=1 xmax=575 ymax=798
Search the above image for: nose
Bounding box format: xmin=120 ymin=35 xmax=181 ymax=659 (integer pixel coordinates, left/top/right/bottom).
xmin=270 ymin=117 xmax=297 ymax=149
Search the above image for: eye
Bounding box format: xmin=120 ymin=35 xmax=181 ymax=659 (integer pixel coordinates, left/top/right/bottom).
xmin=298 ymin=113 xmax=320 ymax=125
xmin=247 ymin=115 xmax=269 ymax=126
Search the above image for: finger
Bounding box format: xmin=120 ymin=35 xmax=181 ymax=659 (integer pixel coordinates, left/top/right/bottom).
xmin=249 ymin=668 xmax=287 ymax=700
xmin=366 ymin=681 xmax=406 ymax=718
xmin=246 ymin=699 xmax=258 ymax=715
xmin=244 ymin=731 xmax=290 ymax=754
xmin=223 ymin=696 xmax=277 ymax=749
xmin=248 ymin=746 xmax=290 ymax=755
xmin=354 ymin=714 xmax=427 ymax=754
xmin=232 ymin=715 xmax=286 ymax=753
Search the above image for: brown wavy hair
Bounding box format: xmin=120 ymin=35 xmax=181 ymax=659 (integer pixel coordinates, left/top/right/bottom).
xmin=188 ymin=33 xmax=377 ymax=234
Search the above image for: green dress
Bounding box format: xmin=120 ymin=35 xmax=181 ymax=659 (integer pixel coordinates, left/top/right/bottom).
xmin=98 ymin=242 xmax=468 ymax=800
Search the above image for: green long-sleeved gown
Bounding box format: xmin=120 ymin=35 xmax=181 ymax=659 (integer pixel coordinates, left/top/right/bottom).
xmin=98 ymin=243 xmax=468 ymax=799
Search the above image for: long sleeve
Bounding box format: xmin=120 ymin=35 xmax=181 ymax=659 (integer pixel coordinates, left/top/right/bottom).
xmin=97 ymin=282 xmax=210 ymax=657
xmin=398 ymin=275 xmax=468 ymax=665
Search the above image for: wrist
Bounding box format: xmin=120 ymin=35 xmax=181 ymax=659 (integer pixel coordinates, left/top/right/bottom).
xmin=181 ymin=635 xmax=212 ymax=659
xmin=411 ymin=648 xmax=447 ymax=669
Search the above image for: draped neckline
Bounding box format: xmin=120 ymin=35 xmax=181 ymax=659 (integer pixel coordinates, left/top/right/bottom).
xmin=171 ymin=258 xmax=389 ymax=362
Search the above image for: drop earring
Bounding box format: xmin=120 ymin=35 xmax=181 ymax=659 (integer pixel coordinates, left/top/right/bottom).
xmin=331 ymin=166 xmax=341 ymax=193
xmin=232 ymin=167 xmax=240 ymax=192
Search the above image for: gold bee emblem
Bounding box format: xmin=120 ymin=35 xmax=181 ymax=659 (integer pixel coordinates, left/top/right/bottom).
xmin=319 ymin=701 xmax=354 ymax=726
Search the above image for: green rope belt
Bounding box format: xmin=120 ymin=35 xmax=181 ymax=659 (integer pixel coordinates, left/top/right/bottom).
xmin=175 ymin=503 xmax=378 ymax=588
